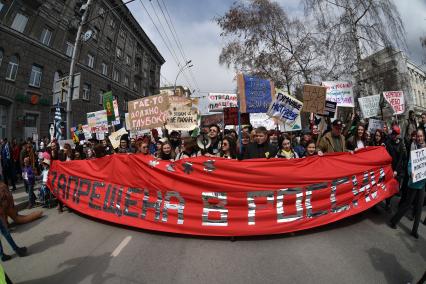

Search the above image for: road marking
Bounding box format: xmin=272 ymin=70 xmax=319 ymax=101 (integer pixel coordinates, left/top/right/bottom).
xmin=111 ymin=236 xmax=132 ymax=257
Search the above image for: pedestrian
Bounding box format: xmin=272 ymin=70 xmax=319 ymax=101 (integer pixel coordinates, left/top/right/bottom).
xmin=116 ymin=137 xmax=130 ymax=154
xmin=384 ymin=125 xmax=406 ymax=211
xmin=59 ymin=143 xmax=74 ymax=161
xmin=389 ymin=128 xmax=426 ymax=239
xmin=158 ymin=141 xmax=176 ymax=161
xmin=404 ymin=110 xmax=417 ymax=146
xmin=318 ymin=119 xmax=347 ymax=153
xmin=277 ymin=135 xmax=299 ymax=159
xmin=22 ymin=157 xmax=36 ymax=209
xmin=0 ymin=217 xmax=27 ymax=261
xmin=372 ymin=129 xmax=386 ymax=146
xmin=1 ymin=139 xmax=16 ymax=191
xmin=206 ymin=125 xmax=221 ymax=155
xmin=219 ymin=136 xmax=237 ymax=159
xmin=175 ymin=137 xmax=199 ymax=160
xmin=305 ymin=141 xmax=323 ymax=157
xmin=38 ymin=159 xmax=51 ymax=208
xmin=135 ymin=139 xmax=150 ymax=155
xmin=346 ymin=123 xmax=366 ymax=151
xmin=243 ymin=126 xmax=278 ymax=159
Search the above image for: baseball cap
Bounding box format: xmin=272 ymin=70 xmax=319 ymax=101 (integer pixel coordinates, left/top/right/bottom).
xmin=391 ymin=125 xmax=401 ymax=135
xmin=332 ymin=119 xmax=343 ymax=127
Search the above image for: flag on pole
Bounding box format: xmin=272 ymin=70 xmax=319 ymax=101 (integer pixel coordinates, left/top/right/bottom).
xmin=54 ymin=101 xmax=63 ymax=141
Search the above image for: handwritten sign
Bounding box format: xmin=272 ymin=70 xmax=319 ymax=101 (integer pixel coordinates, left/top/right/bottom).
xmin=250 ymin=113 xmax=276 ymax=130
xmin=267 ymin=90 xmax=303 ymax=122
xmin=322 ymin=81 xmax=354 ymax=107
xmin=237 ymin=74 xmax=274 ymax=113
xmin=223 ymin=107 xmax=250 ymax=125
xmin=208 ymin=93 xmax=237 ymax=112
xmin=358 ymin=95 xmax=380 ymax=118
xmin=109 ymin=127 xmax=128 ymax=149
xmin=87 ymin=110 xmax=108 ymax=133
xmin=166 ymin=105 xmax=198 ymax=131
xmin=201 ymin=113 xmax=224 ymax=129
xmin=411 ymin=148 xmax=426 ymax=183
xmin=383 ymin=91 xmax=404 ymax=115
xmin=367 ymin=119 xmax=385 ymax=134
xmin=302 ymin=84 xmax=327 ymax=114
xmin=128 ymin=94 xmax=169 ymax=130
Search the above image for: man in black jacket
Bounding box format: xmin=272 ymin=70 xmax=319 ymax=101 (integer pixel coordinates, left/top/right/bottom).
xmin=243 ymin=127 xmax=278 ymax=159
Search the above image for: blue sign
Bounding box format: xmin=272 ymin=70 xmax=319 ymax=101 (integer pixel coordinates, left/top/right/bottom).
xmin=243 ymin=75 xmax=273 ymax=113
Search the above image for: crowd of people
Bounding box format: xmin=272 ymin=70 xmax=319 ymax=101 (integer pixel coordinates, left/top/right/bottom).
xmin=0 ymin=110 xmax=425 ymax=263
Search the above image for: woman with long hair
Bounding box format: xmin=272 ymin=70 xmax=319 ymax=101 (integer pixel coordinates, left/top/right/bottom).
xmin=158 ymin=141 xmax=176 ymax=161
xmin=372 ymin=129 xmax=385 ymax=146
xmin=277 ymin=135 xmax=298 ymax=159
xmin=176 ymin=137 xmax=199 ymax=160
xmin=219 ymin=136 xmax=237 ymax=159
xmin=346 ymin=123 xmax=366 ymax=150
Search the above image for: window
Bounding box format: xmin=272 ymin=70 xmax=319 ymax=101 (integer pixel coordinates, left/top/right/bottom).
xmin=101 ymin=62 xmax=108 ymax=76
xmin=119 ymin=29 xmax=125 ymax=38
xmin=40 ymin=28 xmax=52 ymax=46
xmin=82 ymin=83 xmax=91 ymax=100
xmin=124 ymin=75 xmax=129 ymax=87
xmin=123 ymin=98 xmax=128 ymax=111
xmin=109 ymin=18 xmax=115 ymax=28
xmin=93 ymin=27 xmax=100 ymax=41
xmin=113 ymin=69 xmax=120 ymax=82
xmin=126 ymin=55 xmax=131 ymax=65
xmin=65 ymin=41 xmax=74 ymax=57
xmin=0 ymin=3 xmax=4 ymax=12
xmin=98 ymin=90 xmax=104 ymax=105
xmin=0 ymin=49 xmax=3 ymax=67
xmin=105 ymin=37 xmax=112 ymax=51
xmin=116 ymin=47 xmax=122 ymax=58
xmin=29 ymin=65 xmax=42 ymax=87
xmin=87 ymin=54 xmax=94 ymax=68
xmin=11 ymin=13 xmax=28 ymax=33
xmin=6 ymin=55 xmax=19 ymax=81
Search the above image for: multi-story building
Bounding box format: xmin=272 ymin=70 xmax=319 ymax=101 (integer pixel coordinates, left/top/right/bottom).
xmin=359 ymin=48 xmax=425 ymax=120
xmin=0 ymin=0 xmax=164 ymax=140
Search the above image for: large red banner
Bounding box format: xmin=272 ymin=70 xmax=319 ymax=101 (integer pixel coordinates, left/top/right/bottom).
xmin=48 ymin=147 xmax=398 ymax=236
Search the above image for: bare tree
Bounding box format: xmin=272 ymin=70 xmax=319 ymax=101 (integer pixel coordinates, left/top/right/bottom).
xmin=303 ymin=0 xmax=406 ymax=103
xmin=216 ymin=0 xmax=318 ymax=94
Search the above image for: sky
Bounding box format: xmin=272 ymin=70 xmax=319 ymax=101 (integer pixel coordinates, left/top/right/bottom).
xmin=127 ymin=0 xmax=426 ymax=99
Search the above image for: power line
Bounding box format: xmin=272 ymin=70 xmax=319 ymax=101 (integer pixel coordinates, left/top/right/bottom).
xmin=138 ymin=0 xmax=194 ymax=90
xmin=156 ymin=0 xmax=201 ymax=92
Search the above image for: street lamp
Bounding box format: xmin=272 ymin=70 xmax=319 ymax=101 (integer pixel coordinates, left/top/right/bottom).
xmin=173 ymin=60 xmax=193 ymax=96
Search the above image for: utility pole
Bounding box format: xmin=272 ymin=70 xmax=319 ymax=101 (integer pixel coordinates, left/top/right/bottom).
xmin=66 ymin=0 xmax=93 ymax=139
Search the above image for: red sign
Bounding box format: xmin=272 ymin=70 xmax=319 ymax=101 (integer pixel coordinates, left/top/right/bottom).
xmin=223 ymin=107 xmax=250 ymax=125
xmin=383 ymin=91 xmax=405 ymax=115
xmin=48 ymin=147 xmax=398 ymax=236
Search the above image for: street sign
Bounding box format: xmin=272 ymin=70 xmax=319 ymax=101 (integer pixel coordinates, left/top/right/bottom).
xmin=53 ymin=73 xmax=81 ymax=103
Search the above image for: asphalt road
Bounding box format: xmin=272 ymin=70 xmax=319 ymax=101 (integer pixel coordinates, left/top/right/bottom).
xmin=2 ymin=204 xmax=425 ymax=284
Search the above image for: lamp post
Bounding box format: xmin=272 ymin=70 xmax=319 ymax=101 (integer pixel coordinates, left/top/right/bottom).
xmin=173 ymin=60 xmax=193 ymax=96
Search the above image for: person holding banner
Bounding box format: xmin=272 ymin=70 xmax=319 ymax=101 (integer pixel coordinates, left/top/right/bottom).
xmin=346 ymin=124 xmax=366 ymax=151
xmin=175 ymin=138 xmax=200 ymax=160
xmin=389 ymin=128 xmax=426 ymax=239
xmin=219 ymin=136 xmax=237 ymax=159
xmin=135 ymin=140 xmax=150 ymax=156
xmin=318 ymin=120 xmax=347 ymax=153
xmin=277 ymin=135 xmax=299 ymax=159
xmin=158 ymin=141 xmax=176 ymax=161
xmin=305 ymin=142 xmax=323 ymax=157
xmin=372 ymin=130 xmax=386 ymax=146
xmin=243 ymin=127 xmax=278 ymax=159
xmin=207 ymin=125 xmax=221 ymax=155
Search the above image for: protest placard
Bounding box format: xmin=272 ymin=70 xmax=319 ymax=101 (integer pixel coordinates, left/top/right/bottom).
xmin=166 ymin=105 xmax=198 ymax=131
xmin=128 ymin=94 xmax=169 ymax=130
xmin=383 ymin=91 xmax=405 ymax=115
xmin=87 ymin=110 xmax=108 ymax=133
xmin=267 ymin=89 xmax=303 ymax=122
xmin=109 ymin=127 xmax=128 ymax=149
xmin=208 ymin=93 xmax=237 ymax=112
xmin=200 ymin=113 xmax=224 ymax=129
xmin=103 ymin=91 xmax=115 ymax=122
xmin=302 ymin=84 xmax=327 ymax=114
xmin=411 ymin=148 xmax=426 ymax=183
xmin=322 ymin=101 xmax=337 ymax=118
xmin=250 ymin=113 xmax=276 ymax=130
xmin=322 ymin=81 xmax=354 ymax=107
xmin=82 ymin=125 xmax=92 ymax=140
xmin=367 ymin=119 xmax=385 ymax=134
xmin=282 ymin=115 xmax=302 ymax=132
xmin=223 ymin=107 xmax=250 ymax=125
xmin=358 ymin=95 xmax=381 ymax=118
xmin=237 ymin=74 xmax=274 ymax=113
xmin=112 ymin=99 xmax=120 ymax=126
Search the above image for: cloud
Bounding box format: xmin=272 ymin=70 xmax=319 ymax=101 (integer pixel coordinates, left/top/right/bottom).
xmin=127 ymin=0 xmax=425 ymax=100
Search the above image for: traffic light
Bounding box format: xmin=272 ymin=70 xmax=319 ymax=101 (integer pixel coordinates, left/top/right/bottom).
xmin=74 ymin=0 xmax=89 ymax=18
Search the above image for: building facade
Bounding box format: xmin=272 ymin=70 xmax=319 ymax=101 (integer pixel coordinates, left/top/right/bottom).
xmin=359 ymin=48 xmax=425 ymax=119
xmin=0 ymin=0 xmax=164 ymax=140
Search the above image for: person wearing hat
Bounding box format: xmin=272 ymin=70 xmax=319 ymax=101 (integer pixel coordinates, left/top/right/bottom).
xmin=318 ymin=120 xmax=347 ymax=153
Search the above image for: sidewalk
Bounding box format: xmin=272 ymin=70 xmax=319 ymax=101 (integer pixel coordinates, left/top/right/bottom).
xmin=10 ymin=181 xmax=41 ymax=211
